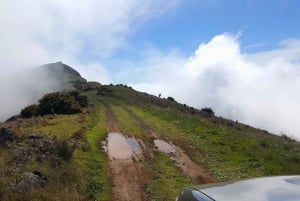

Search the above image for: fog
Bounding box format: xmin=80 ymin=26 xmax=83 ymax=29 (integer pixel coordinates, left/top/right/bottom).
xmin=0 ymin=66 xmax=65 ymax=121
xmin=1 ymin=0 xmax=299 ymax=139
xmin=0 ymin=0 xmax=177 ymax=121
xmin=133 ymin=34 xmax=300 ymax=139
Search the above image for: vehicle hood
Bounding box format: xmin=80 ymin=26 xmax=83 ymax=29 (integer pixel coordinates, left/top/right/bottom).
xmin=196 ymin=176 xmax=300 ymax=201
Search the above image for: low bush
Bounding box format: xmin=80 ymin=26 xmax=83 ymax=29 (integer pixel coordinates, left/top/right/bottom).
xmin=167 ymin=96 xmax=175 ymax=101
xmin=57 ymin=140 xmax=74 ymax=161
xmin=20 ymin=91 xmax=88 ymax=118
xmin=97 ymin=86 xmax=112 ymax=95
xmin=38 ymin=92 xmax=81 ymax=115
xmin=20 ymin=104 xmax=39 ymax=118
xmin=201 ymin=107 xmax=215 ymax=116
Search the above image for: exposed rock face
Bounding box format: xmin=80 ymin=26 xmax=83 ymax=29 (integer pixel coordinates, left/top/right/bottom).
xmin=0 ymin=127 xmax=14 ymax=144
xmin=13 ymin=171 xmax=48 ymax=192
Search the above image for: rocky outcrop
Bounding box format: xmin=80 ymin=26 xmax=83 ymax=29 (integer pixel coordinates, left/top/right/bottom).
xmin=0 ymin=127 xmax=14 ymax=144
xmin=13 ymin=171 xmax=48 ymax=192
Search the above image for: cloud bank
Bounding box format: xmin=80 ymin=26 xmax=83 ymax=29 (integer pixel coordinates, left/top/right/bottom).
xmin=0 ymin=0 xmax=179 ymax=69
xmin=0 ymin=0 xmax=178 ymax=120
xmin=0 ymin=68 xmax=65 ymax=121
xmin=133 ymin=34 xmax=300 ymax=139
xmin=1 ymin=0 xmax=299 ymax=140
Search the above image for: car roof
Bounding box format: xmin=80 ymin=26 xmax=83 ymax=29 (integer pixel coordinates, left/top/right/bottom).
xmin=194 ymin=176 xmax=300 ymax=201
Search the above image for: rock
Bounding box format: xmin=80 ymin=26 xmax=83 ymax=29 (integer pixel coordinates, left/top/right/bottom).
xmin=27 ymin=133 xmax=44 ymax=140
xmin=13 ymin=171 xmax=48 ymax=192
xmin=0 ymin=127 xmax=14 ymax=144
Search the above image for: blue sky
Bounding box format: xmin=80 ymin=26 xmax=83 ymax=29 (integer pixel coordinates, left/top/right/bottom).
xmin=103 ymin=0 xmax=300 ymax=83
xmin=1 ymin=0 xmax=300 ymax=138
xmin=115 ymin=0 xmax=300 ymax=58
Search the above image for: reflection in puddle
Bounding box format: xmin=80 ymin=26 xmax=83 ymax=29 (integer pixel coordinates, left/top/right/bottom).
xmin=154 ymin=139 xmax=176 ymax=153
xmin=106 ymin=132 xmax=142 ymax=160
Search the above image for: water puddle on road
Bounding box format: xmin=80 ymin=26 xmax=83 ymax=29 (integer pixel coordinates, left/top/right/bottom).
xmin=105 ymin=132 xmax=142 ymax=160
xmin=154 ymin=139 xmax=176 ymax=154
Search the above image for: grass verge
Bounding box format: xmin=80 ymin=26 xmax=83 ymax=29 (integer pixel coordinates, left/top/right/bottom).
xmin=129 ymin=106 xmax=300 ymax=181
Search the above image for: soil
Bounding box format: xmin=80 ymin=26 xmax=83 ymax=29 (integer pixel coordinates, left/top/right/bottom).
xmin=104 ymin=105 xmax=216 ymax=201
xmin=105 ymin=107 xmax=149 ymax=201
xmin=170 ymin=144 xmax=217 ymax=184
xmin=124 ymin=107 xmax=217 ymax=184
xmin=109 ymin=159 xmax=148 ymax=201
xmin=105 ymin=107 xmax=120 ymax=133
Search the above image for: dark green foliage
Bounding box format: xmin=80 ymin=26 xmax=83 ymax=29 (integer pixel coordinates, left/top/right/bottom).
xmin=97 ymin=86 xmax=113 ymax=95
xmin=5 ymin=115 xmax=21 ymax=122
xmin=20 ymin=91 xmax=89 ymax=118
xmin=81 ymin=81 xmax=101 ymax=91
xmin=57 ymin=140 xmax=74 ymax=161
xmin=0 ymin=127 xmax=15 ymax=143
xmin=167 ymin=96 xmax=175 ymax=101
xmin=38 ymin=92 xmax=81 ymax=115
xmin=201 ymin=107 xmax=215 ymax=116
xmin=21 ymin=104 xmax=39 ymax=118
xmin=68 ymin=91 xmax=88 ymax=107
xmin=86 ymin=180 xmax=104 ymax=195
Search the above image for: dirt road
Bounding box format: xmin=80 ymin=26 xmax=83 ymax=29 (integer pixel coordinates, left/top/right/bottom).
xmin=124 ymin=107 xmax=217 ymax=184
xmin=103 ymin=105 xmax=216 ymax=201
xmin=105 ymin=107 xmax=148 ymax=201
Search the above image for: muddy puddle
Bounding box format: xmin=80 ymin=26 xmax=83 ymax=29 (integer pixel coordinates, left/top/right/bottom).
xmin=154 ymin=139 xmax=176 ymax=153
xmin=105 ymin=132 xmax=142 ymax=160
xmin=154 ymin=138 xmax=216 ymax=183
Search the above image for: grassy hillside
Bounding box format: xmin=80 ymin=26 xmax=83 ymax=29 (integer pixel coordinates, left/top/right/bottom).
xmin=96 ymin=85 xmax=300 ymax=178
xmin=0 ymin=84 xmax=299 ymax=201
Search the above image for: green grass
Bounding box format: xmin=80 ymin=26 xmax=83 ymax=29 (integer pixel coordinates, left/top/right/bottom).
xmin=0 ymin=91 xmax=111 ymax=201
xmin=94 ymin=96 xmax=196 ymax=201
xmin=109 ymin=104 xmax=144 ymax=138
xmin=145 ymin=153 xmax=193 ymax=201
xmin=2 ymin=86 xmax=300 ymax=200
xmin=129 ymin=106 xmax=300 ymax=181
xmin=97 ymin=98 xmax=197 ymax=200
xmin=14 ymin=114 xmax=84 ymax=139
xmin=0 ymin=145 xmax=85 ymax=201
xmin=74 ymin=91 xmax=111 ymax=201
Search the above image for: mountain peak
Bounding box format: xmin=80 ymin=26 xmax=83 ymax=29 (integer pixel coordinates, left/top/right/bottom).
xmin=42 ymin=61 xmax=82 ymax=77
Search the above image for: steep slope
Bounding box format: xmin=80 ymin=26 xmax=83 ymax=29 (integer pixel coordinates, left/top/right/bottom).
xmin=39 ymin=61 xmax=87 ymax=90
xmin=0 ymin=64 xmax=299 ymax=201
xmin=36 ymin=61 xmax=101 ymax=91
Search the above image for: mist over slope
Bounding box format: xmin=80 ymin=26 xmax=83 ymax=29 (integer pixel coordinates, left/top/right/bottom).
xmin=132 ymin=34 xmax=300 ymax=139
xmin=0 ymin=62 xmax=85 ymax=121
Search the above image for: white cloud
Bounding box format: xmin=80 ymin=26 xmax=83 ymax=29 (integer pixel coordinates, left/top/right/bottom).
xmin=0 ymin=0 xmax=179 ymax=70
xmin=0 ymin=0 xmax=179 ymax=120
xmin=68 ymin=61 xmax=111 ymax=84
xmin=133 ymin=34 xmax=300 ymax=139
xmin=0 ymin=69 xmax=64 ymax=121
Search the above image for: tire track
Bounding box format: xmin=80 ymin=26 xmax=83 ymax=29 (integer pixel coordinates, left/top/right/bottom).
xmin=104 ymin=104 xmax=149 ymax=201
xmin=123 ymin=106 xmax=217 ymax=184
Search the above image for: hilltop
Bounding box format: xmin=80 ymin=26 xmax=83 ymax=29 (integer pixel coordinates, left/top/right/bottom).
xmin=0 ymin=62 xmax=299 ymax=201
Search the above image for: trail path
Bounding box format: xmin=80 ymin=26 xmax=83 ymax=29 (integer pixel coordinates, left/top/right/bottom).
xmin=104 ymin=107 xmax=148 ymax=201
xmin=124 ymin=107 xmax=217 ymax=184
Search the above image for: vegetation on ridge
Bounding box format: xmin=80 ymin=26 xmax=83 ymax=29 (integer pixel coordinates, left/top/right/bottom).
xmin=20 ymin=91 xmax=88 ymax=118
xmin=0 ymin=63 xmax=299 ymax=200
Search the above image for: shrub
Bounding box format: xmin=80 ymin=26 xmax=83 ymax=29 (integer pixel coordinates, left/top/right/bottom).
xmin=38 ymin=92 xmax=81 ymax=115
xmin=0 ymin=127 xmax=15 ymax=143
xmin=167 ymin=96 xmax=175 ymax=101
xmin=68 ymin=91 xmax=88 ymax=107
xmin=97 ymin=86 xmax=112 ymax=95
xmin=57 ymin=140 xmax=74 ymax=161
xmin=20 ymin=92 xmax=87 ymax=118
xmin=201 ymin=107 xmax=215 ymax=116
xmin=20 ymin=104 xmax=39 ymax=118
